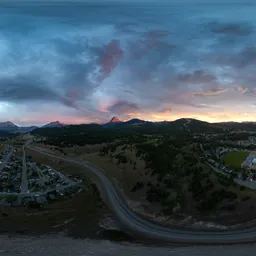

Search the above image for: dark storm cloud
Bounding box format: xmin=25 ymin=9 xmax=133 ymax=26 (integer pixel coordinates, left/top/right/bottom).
xmin=0 ymin=76 xmax=58 ymax=101
xmin=58 ymin=39 xmax=124 ymax=88
xmin=129 ymin=37 xmax=175 ymax=62
xmin=107 ymin=100 xmax=140 ymax=114
xmin=125 ymin=40 xmax=176 ymax=86
xmin=208 ymin=22 xmax=253 ymax=36
xmin=214 ymin=46 xmax=256 ymax=69
xmin=0 ymin=74 xmax=90 ymax=113
xmin=235 ymin=46 xmax=256 ymax=68
xmin=60 ymin=61 xmax=91 ymax=98
xmin=54 ymin=37 xmax=110 ymax=87
xmin=2 ymin=2 xmax=256 ymax=125
xmin=52 ymin=38 xmax=100 ymax=94
xmin=177 ymin=70 xmax=216 ymax=84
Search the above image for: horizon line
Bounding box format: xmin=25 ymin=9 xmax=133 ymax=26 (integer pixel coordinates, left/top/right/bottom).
xmin=0 ymin=117 xmax=255 ymax=128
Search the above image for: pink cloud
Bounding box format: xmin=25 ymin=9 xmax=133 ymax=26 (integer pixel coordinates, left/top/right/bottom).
xmin=99 ymin=40 xmax=123 ymax=81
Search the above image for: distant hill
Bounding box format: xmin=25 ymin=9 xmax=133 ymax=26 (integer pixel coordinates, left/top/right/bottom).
xmin=34 ymin=117 xmax=228 ymax=134
xmin=0 ymin=121 xmax=39 ymax=133
xmin=124 ymin=118 xmax=147 ymax=125
xmin=33 ymin=117 xmax=256 ymax=148
xmin=3 ymin=117 xmax=256 ymax=134
xmin=0 ymin=121 xmax=18 ymax=128
xmin=18 ymin=126 xmax=38 ymax=132
xmin=28 ymin=117 xmax=256 ymax=137
xmin=103 ymin=117 xmax=148 ymax=128
xmin=0 ymin=121 xmax=19 ymax=132
xmin=214 ymin=121 xmax=256 ymax=131
xmin=42 ymin=121 xmax=65 ymax=128
xmin=101 ymin=117 xmax=225 ymax=133
xmin=159 ymin=118 xmax=226 ymax=133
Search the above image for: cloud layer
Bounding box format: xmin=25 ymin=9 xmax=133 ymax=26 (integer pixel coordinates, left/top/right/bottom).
xmin=0 ymin=2 xmax=256 ymax=125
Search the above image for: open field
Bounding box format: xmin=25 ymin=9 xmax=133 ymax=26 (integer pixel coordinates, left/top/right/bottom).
xmin=222 ymin=151 xmax=249 ymax=168
xmin=85 ymin=152 xmax=150 ymax=201
xmin=30 ymin=144 xmax=150 ymax=202
xmin=32 ymin=143 xmax=148 ymax=194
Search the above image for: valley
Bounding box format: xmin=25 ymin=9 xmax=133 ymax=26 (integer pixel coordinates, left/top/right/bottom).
xmin=26 ymin=118 xmax=256 ymax=226
xmin=3 ymin=117 xmax=256 ymax=243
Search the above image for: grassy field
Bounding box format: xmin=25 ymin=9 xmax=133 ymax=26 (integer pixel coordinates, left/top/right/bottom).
xmin=0 ymin=188 xmax=117 ymax=240
xmin=222 ymin=151 xmax=249 ymax=168
xmin=33 ymin=143 xmax=148 ymax=196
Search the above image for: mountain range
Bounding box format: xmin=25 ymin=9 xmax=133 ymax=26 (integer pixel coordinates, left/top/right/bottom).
xmin=1 ymin=116 xmax=256 ymax=133
xmin=0 ymin=121 xmax=37 ymax=132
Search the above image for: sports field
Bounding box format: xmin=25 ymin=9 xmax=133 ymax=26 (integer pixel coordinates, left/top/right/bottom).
xmin=222 ymin=151 xmax=249 ymax=169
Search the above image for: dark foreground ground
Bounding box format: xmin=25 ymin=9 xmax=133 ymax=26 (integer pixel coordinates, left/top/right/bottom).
xmin=1 ymin=185 xmax=256 ymax=255
xmin=0 ymin=185 xmax=133 ymax=243
xmin=1 ymin=235 xmax=256 ymax=256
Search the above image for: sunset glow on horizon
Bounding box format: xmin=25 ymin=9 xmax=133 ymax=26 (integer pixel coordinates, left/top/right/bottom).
xmin=1 ymin=1 xmax=256 ymax=126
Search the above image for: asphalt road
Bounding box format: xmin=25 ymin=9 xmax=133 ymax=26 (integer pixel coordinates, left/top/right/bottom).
xmin=20 ymin=146 xmax=28 ymax=193
xmin=2 ymin=235 xmax=256 ymax=256
xmin=28 ymin=146 xmax=256 ymax=245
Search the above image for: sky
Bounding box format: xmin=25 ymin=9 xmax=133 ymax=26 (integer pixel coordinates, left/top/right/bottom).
xmin=1 ymin=1 xmax=256 ymax=125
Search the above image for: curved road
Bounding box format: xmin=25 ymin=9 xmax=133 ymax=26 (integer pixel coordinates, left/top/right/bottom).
xmin=27 ymin=146 xmax=256 ymax=244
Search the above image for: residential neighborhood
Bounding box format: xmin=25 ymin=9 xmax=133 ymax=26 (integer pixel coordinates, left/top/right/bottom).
xmin=0 ymin=144 xmax=83 ymax=206
xmin=201 ymin=143 xmax=256 ymax=189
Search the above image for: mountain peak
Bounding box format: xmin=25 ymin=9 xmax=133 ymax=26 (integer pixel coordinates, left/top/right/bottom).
xmin=109 ymin=116 xmax=122 ymax=123
xmin=0 ymin=121 xmax=18 ymax=128
xmin=42 ymin=121 xmax=64 ymax=128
